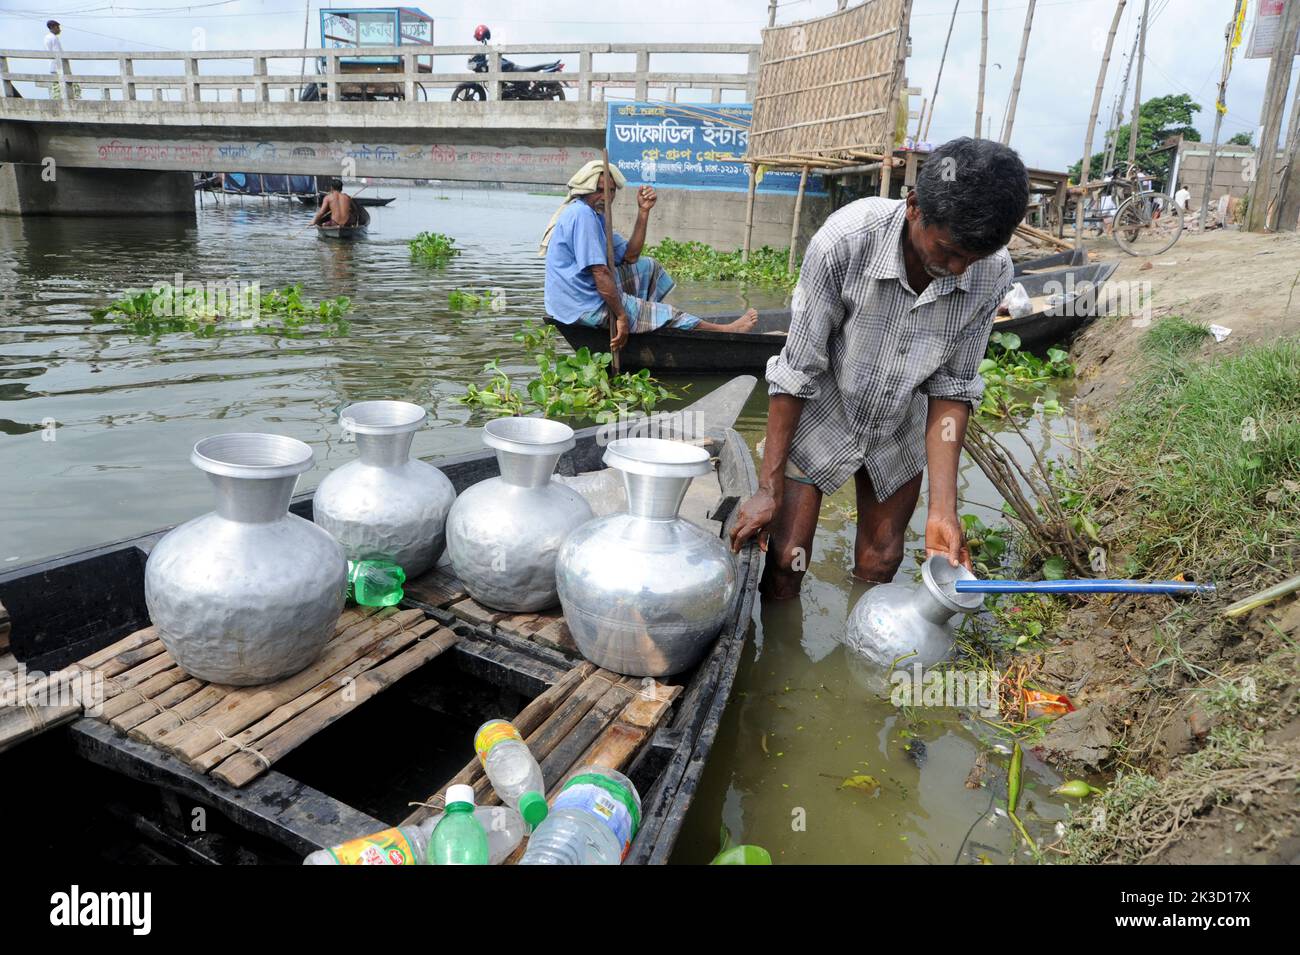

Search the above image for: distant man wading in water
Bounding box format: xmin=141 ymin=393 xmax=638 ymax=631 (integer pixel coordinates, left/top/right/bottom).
xmin=542 ymin=160 xmax=757 ymax=350
xmin=730 ymin=137 xmax=1030 ymax=598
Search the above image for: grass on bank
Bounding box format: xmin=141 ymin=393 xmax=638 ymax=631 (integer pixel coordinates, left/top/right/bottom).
xmin=1073 ymin=318 xmax=1300 ymax=579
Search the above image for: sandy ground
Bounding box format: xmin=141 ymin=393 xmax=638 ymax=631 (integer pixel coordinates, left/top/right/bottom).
xmin=1072 ymin=228 xmax=1300 ymax=416
xmin=1017 ymin=226 xmax=1300 ymax=865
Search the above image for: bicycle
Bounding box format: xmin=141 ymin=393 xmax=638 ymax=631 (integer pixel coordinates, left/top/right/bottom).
xmin=1080 ymin=162 xmax=1184 ymax=257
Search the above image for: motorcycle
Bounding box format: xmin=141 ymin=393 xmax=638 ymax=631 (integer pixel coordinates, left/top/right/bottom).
xmin=451 ymin=24 xmax=566 ymax=102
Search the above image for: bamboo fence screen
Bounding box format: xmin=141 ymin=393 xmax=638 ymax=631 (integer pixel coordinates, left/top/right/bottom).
xmin=746 ymin=0 xmax=911 ymax=169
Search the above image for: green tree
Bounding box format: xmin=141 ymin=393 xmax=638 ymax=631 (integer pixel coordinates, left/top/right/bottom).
xmin=1070 ymin=93 xmax=1202 ymax=185
xmin=1227 ymin=131 xmax=1253 ymax=146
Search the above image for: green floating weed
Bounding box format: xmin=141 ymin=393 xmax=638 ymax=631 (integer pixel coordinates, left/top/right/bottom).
xmin=91 ymin=283 xmax=350 ymax=339
xmin=977 ymin=331 xmax=1073 ymax=420
xmin=645 ymin=237 xmax=797 ymax=289
xmin=409 ymin=231 xmax=460 ymax=265
xmin=458 ymin=320 xmax=679 ymax=423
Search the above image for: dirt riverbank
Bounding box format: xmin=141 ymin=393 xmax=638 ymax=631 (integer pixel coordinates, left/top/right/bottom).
xmin=1016 ymin=228 xmax=1300 ymax=864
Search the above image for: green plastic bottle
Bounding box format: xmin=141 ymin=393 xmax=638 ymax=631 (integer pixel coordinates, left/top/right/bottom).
xmin=347 ymin=559 xmax=406 ymax=607
xmin=427 ymin=784 xmax=489 ymax=865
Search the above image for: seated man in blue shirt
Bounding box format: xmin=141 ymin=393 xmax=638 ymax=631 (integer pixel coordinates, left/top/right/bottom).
xmin=541 ymin=160 xmax=757 ymax=350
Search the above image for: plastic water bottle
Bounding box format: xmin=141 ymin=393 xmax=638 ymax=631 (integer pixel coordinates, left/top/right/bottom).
xmin=303 ymin=824 xmax=427 ymax=865
xmin=474 ymin=718 xmax=549 ymax=831
xmin=427 ymin=784 xmax=489 ymax=865
xmin=519 ymin=767 xmax=641 ymax=865
xmin=347 ymin=558 xmax=406 ymax=607
xmin=303 ymin=805 xmax=527 ymax=865
xmin=419 ymin=805 xmax=527 ymax=865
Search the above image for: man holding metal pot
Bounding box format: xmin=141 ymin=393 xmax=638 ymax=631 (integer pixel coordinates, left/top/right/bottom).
xmin=730 ymin=137 xmax=1030 ymax=599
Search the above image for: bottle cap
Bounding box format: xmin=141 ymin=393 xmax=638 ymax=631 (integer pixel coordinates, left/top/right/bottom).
xmin=446 ymin=784 xmax=475 ymax=808
xmin=518 ymin=791 xmax=549 ymax=830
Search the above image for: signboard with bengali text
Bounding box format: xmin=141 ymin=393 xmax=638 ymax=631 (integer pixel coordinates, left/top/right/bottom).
xmin=605 ymin=103 xmax=827 ymax=196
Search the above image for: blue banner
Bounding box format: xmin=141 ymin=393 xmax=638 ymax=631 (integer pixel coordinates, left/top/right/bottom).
xmin=606 ymin=102 xmax=827 ymax=196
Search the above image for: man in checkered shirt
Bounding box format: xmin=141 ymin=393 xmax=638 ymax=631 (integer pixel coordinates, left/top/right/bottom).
xmin=731 ymin=138 xmax=1029 ymax=599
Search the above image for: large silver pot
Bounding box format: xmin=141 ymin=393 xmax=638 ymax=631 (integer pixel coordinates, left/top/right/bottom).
xmin=843 ymin=555 xmax=983 ymax=670
xmin=312 ymin=400 xmax=456 ymax=578
xmin=445 ymin=417 xmax=593 ymax=612
xmin=145 ymin=433 xmax=348 ymax=686
xmin=556 ymin=438 xmax=737 ymax=677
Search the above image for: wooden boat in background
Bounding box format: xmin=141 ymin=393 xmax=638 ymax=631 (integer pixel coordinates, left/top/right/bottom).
xmin=0 ymin=382 xmax=760 ymax=864
xmin=549 ymin=262 xmax=1120 ymax=374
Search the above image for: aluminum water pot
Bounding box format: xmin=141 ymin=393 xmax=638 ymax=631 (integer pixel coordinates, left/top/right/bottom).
xmin=312 ymin=400 xmax=456 ymax=578
xmin=843 ymin=555 xmax=984 ymax=669
xmin=556 ymin=438 xmax=737 ymax=677
xmin=445 ymin=417 xmax=594 ymax=612
xmin=145 ymin=433 xmax=348 ymax=686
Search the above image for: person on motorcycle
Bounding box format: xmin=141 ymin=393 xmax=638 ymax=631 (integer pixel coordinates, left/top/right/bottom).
xmin=540 ymin=160 xmax=758 ymax=348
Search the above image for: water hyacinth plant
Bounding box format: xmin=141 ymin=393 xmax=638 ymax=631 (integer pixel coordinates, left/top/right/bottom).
xmin=448 ymin=288 xmax=505 ymax=311
xmin=91 ymin=283 xmax=351 ymax=338
xmin=644 ymin=238 xmax=799 ymax=290
xmin=409 ymin=231 xmax=461 ymax=265
xmin=977 ymin=331 xmax=1073 ymax=420
xmin=459 ymin=321 xmax=678 ymax=423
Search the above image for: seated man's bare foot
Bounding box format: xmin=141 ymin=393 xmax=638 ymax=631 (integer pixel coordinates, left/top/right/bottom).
xmin=721 ymin=308 xmax=758 ymax=333
xmin=693 ymin=308 xmax=759 ymax=334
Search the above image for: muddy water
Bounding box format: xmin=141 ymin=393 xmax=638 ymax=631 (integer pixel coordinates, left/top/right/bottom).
xmin=0 ymin=187 xmax=1079 ymax=862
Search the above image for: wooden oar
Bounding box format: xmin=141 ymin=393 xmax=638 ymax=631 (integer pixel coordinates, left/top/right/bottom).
xmin=296 ymin=183 xmax=372 ymax=236
xmin=601 ymin=149 xmax=621 ymax=375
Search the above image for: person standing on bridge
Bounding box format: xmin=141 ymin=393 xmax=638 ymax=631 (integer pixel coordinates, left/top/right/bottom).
xmin=540 ymin=159 xmax=757 ymax=350
xmin=729 ymin=137 xmax=1029 ymax=599
xmin=44 ymin=20 xmax=80 ymax=101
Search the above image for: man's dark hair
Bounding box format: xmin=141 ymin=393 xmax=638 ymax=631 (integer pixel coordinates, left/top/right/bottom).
xmin=47 ymin=19 xmax=59 ymax=29
xmin=915 ymin=137 xmax=1029 ymax=256
xmin=329 ymin=178 xmax=343 ymax=191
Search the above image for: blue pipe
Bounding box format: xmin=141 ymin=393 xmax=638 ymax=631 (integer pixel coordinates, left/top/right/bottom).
xmin=953 ymin=579 xmax=1215 ymax=595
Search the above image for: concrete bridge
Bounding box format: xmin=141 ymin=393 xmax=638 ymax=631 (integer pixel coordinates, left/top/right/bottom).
xmin=0 ymin=44 xmax=757 ymax=215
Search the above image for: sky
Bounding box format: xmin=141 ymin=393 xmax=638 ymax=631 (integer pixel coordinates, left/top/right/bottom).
xmin=0 ymin=0 xmax=1291 ymax=170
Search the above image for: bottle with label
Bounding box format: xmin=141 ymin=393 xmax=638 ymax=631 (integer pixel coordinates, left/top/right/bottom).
xmin=303 ymin=824 xmax=427 ymax=865
xmin=518 ymin=766 xmax=641 ymax=865
xmin=303 ymin=805 xmax=526 ymax=865
xmin=474 ymin=718 xmax=549 ymax=831
xmin=347 ymin=558 xmax=406 ymax=607
xmin=427 ymin=784 xmax=489 ymax=865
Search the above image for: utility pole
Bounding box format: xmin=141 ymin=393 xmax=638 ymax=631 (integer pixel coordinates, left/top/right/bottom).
xmin=974 ymin=0 xmax=988 ymax=138
xmin=921 ymin=0 xmax=960 ymax=141
xmin=1075 ymin=0 xmax=1128 ymax=249
xmin=1200 ymin=0 xmax=1245 ymax=231
xmin=1001 ymin=0 xmax=1037 ymax=144
xmin=1104 ymin=27 xmax=1140 ymax=173
xmin=1126 ymin=0 xmax=1148 ymax=172
xmin=768 ymin=0 xmax=777 ymax=28
xmin=1248 ymin=0 xmax=1300 ymax=231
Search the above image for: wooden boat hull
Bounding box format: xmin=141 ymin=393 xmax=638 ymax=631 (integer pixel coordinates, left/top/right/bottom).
xmin=1012 ymin=247 xmax=1087 ymax=275
xmin=0 ymin=421 xmax=760 ymax=865
xmin=549 ymin=262 xmax=1119 ymax=374
xmin=317 ymin=226 xmax=367 ymax=240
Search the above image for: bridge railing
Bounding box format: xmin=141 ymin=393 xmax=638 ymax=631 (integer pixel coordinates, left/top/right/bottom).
xmin=0 ymin=44 xmax=758 ymax=105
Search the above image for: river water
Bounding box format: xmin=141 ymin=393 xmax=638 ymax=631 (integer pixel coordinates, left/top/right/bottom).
xmin=1 ymin=187 xmax=1077 ymax=863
